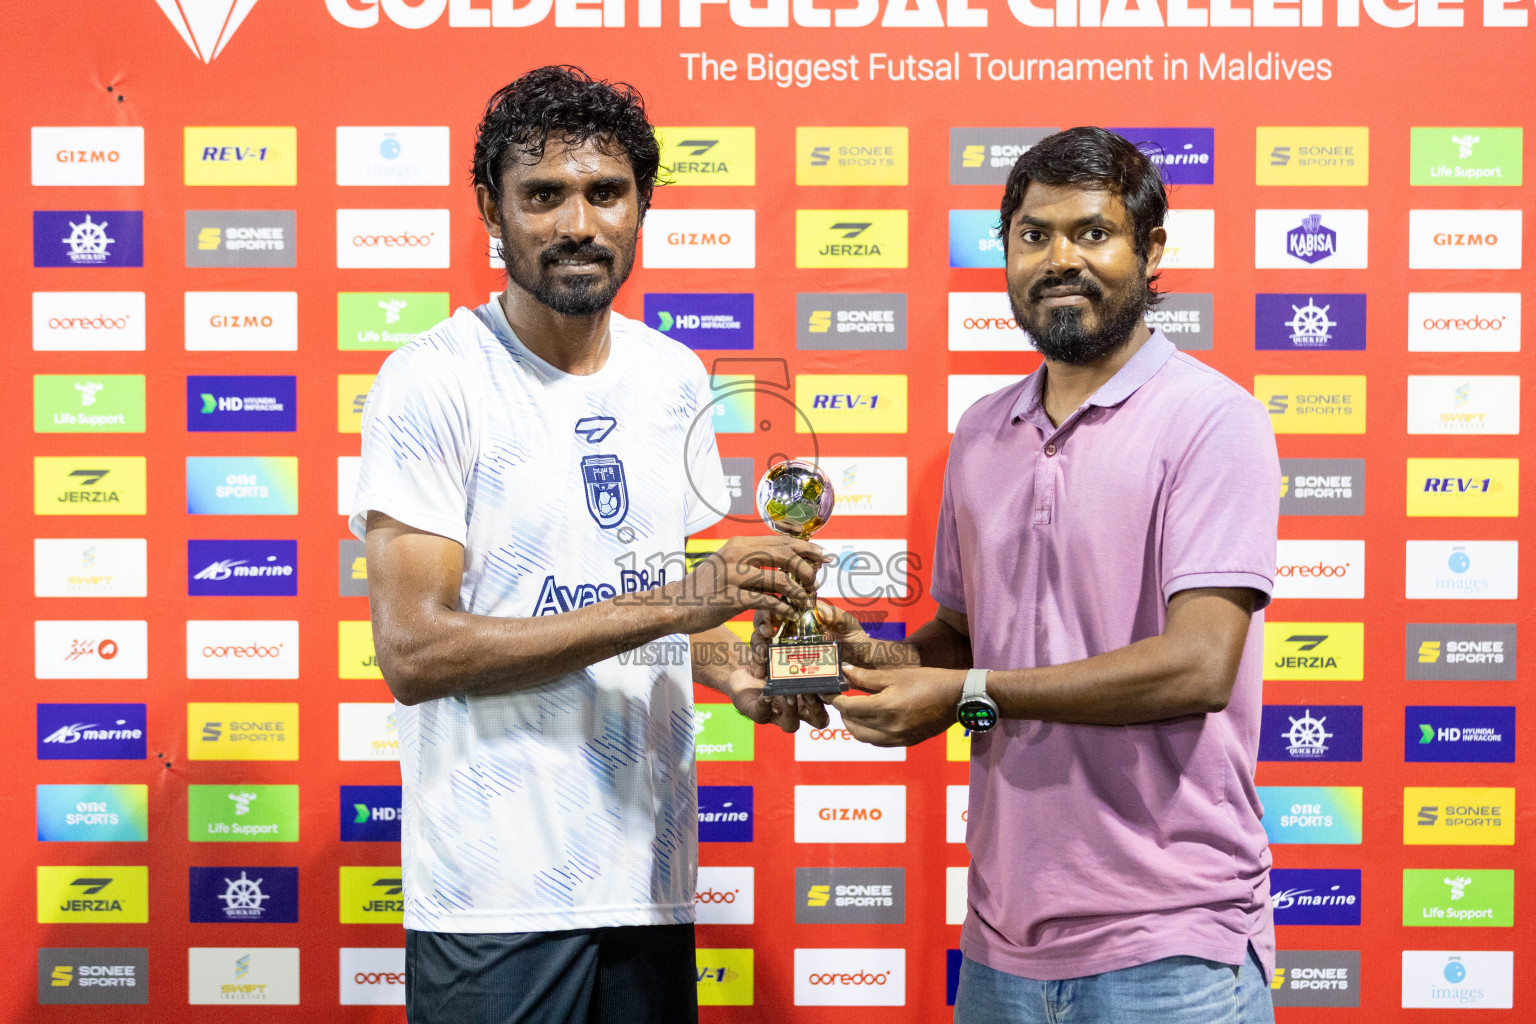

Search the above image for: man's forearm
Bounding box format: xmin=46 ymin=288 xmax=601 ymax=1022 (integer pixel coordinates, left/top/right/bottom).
xmin=855 ymin=616 xmax=971 ymax=670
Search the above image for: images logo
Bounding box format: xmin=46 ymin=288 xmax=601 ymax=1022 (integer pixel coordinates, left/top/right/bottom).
xmin=1255 ymin=210 xmax=1368 ymax=268
xmin=35 ymin=620 xmax=148 ymax=680
xmin=795 ymin=210 xmax=907 ymax=269
xmin=1270 ymin=950 xmax=1360 ymax=1008
xmin=1262 ymin=622 xmax=1364 ymax=680
xmin=1405 ymin=458 xmax=1518 ymax=517
xmin=1401 ymin=951 xmax=1514 ymax=1009
xmin=337 ymin=209 xmax=450 ymax=269
xmin=37 ymin=866 xmax=148 ymax=923
xmin=37 ymin=784 xmax=149 ymax=843
xmin=190 ymin=866 xmax=299 ymax=923
xmin=1257 ymin=705 xmax=1363 ymax=762
xmin=186 ymin=456 xmax=298 ymax=515
xmin=1270 ymin=869 xmax=1361 ymax=926
xmin=643 ymin=293 xmax=754 ymax=350
xmin=1273 ymin=539 xmax=1364 ymax=599
xmin=1403 ymin=869 xmax=1513 ymax=928
xmin=188 ymin=702 xmax=299 ymax=761
xmin=797 ymin=127 xmax=907 ymax=186
xmin=642 ymin=209 xmax=756 ymax=269
xmin=37 ymin=704 xmax=146 ymax=761
xmin=33 ymin=211 xmax=144 ymax=268
xmin=1144 ymin=293 xmax=1213 ymax=350
xmin=34 ymin=538 xmax=147 ymax=598
xmin=188 ymin=784 xmax=299 ymax=842
xmin=154 ymin=0 xmax=261 ymax=62
xmin=1409 ymin=209 xmax=1522 ymax=269
xmin=695 ymin=867 xmax=754 ymax=925
xmin=794 ymin=785 xmax=906 ymax=844
xmin=794 ymin=948 xmax=905 ymax=1007
xmin=1111 ymin=127 xmax=1215 ymax=185
xmin=34 ymin=375 xmax=146 ymax=433
xmin=1407 ymin=375 xmax=1520 ymax=435
xmin=340 ymin=947 xmax=407 ymax=1006
xmin=795 ymin=705 xmax=905 ymax=762
xmin=1404 ymin=624 xmax=1515 ymax=681
xmin=1257 ymin=786 xmax=1363 ymax=845
xmin=696 ymin=949 xmax=755 ymax=1006
xmin=657 ymin=127 xmax=755 ymax=186
xmin=695 ymin=703 xmax=754 ymax=762
xmin=1406 ymin=706 xmax=1515 ymax=763
xmin=184 ymin=127 xmax=296 ymax=186
xmin=1255 ymin=294 xmax=1366 ymax=350
xmin=1255 ymin=375 xmax=1366 ymax=434
xmin=188 ymin=947 xmax=301 ymax=1005
xmin=1408 ymin=292 xmax=1520 ymax=353
xmin=336 ymin=126 xmax=451 ymax=186
xmin=186 ymin=210 xmax=296 ymax=268
xmin=1405 ymin=787 xmax=1514 ymax=845
xmin=36 ymin=948 xmax=148 ymax=1005
xmin=1405 ymin=540 xmax=1518 ymax=600
xmin=32 ymin=127 xmax=145 ymax=187
xmin=1256 ymin=127 xmax=1369 ymax=186
xmin=949 ymin=127 xmax=1054 ymax=185
xmin=795 ymin=868 xmax=904 ymax=925
xmin=948 ymin=209 xmax=1005 ymax=268
xmin=795 ymin=293 xmax=906 ymax=351
xmin=337 ymin=292 xmax=447 ymax=350
xmin=339 ymin=867 xmax=405 ymax=923
xmin=34 ymin=457 xmax=147 ymax=515
xmin=1411 ymin=127 xmax=1522 ymax=186
xmin=794 ymin=375 xmax=907 ymax=433
xmin=699 ymin=786 xmax=753 ymax=842
xmin=188 ymin=540 xmax=298 ymax=597
xmin=32 ymin=292 xmax=146 ymax=352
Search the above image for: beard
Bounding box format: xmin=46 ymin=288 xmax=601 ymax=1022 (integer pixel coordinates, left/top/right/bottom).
xmin=1009 ymin=269 xmax=1151 ymax=366
xmin=501 ymin=231 xmax=636 ymax=317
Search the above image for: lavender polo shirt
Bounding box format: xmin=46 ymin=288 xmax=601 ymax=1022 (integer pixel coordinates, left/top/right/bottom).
xmin=932 ymin=330 xmax=1281 ymax=982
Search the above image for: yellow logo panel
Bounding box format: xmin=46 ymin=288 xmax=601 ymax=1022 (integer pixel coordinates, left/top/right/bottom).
xmin=795 ymin=210 xmax=908 ymax=269
xmin=184 ymin=126 xmax=297 ymax=186
xmin=187 ymin=702 xmax=299 ymax=761
xmin=338 ymin=374 xmax=375 ymax=433
xmin=1404 ymin=787 xmax=1515 ymax=845
xmin=657 ymin=127 xmax=755 ymax=186
xmin=340 ymin=866 xmax=405 ymax=923
xmin=696 ymin=948 xmax=754 ymax=1006
xmin=1263 ymin=622 xmax=1364 ymax=681
xmin=795 ymin=375 xmax=908 ymax=434
xmin=1255 ymin=127 xmax=1369 ymax=186
xmin=946 ymin=723 xmax=972 ymax=761
xmin=34 ymin=456 xmax=147 ymax=516
xmin=1406 ymin=458 xmax=1518 ymax=517
xmin=38 ymin=866 xmax=148 ymax=923
xmin=339 ymin=620 xmax=383 ymax=679
xmin=1254 ymin=376 xmax=1366 ymax=434
xmin=796 ymin=127 xmax=908 ymax=186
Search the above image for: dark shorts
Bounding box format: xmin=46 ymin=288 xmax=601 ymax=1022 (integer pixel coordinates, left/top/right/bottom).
xmin=406 ymin=924 xmax=698 ymax=1024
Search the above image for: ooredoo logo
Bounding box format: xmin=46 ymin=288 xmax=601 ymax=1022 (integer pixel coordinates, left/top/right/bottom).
xmin=795 ymin=705 xmax=905 ymax=762
xmin=947 ymin=292 xmax=1033 ymax=352
xmin=337 ymin=210 xmax=450 ymax=268
xmin=1273 ymin=540 xmax=1364 ymax=599
xmin=793 ymin=948 xmax=905 ymax=1006
xmin=1408 ymin=293 xmax=1521 ymax=352
xmin=795 ymin=785 xmax=905 ymax=843
xmin=339 ymin=948 xmax=406 ymax=1006
xmin=186 ymin=621 xmax=299 ymax=680
xmin=695 ymin=866 xmax=754 ymax=925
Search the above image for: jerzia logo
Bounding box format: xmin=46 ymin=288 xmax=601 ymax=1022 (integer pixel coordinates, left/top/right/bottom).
xmin=154 ymin=0 xmax=262 ymax=62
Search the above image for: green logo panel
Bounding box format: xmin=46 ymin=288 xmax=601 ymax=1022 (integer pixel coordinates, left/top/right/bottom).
xmin=695 ymin=704 xmax=754 ymax=761
xmin=34 ymin=375 xmax=146 ymax=433
xmin=187 ymin=784 xmax=299 ymax=842
xmin=1410 ymin=128 xmax=1522 ymax=185
xmin=1403 ymin=868 xmax=1513 ymax=927
xmin=337 ymin=292 xmax=449 ymax=350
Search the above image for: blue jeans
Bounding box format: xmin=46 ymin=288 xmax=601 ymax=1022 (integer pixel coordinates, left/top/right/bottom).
xmin=954 ymin=944 xmax=1275 ymax=1024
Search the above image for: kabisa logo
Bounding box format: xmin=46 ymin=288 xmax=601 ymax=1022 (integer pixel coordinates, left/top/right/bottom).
xmin=1269 ymin=951 xmax=1360 ymax=1008
xmin=32 ymin=291 xmax=147 ymax=352
xmin=949 ymin=127 xmax=1054 ymax=185
xmin=1411 ymin=127 xmax=1522 ymax=186
xmin=796 ymin=293 xmax=907 ymax=351
xmin=642 ymin=209 xmax=756 ymax=269
xmin=948 ymin=209 xmax=1005 ymax=268
xmin=37 ymin=784 xmax=149 ymax=843
xmin=188 ymin=702 xmax=299 ymax=761
xmin=336 ymin=126 xmax=451 ymax=186
xmin=1287 ymin=213 xmax=1336 ymax=263
xmin=1403 ymin=869 xmax=1515 ymax=928
xmin=337 ymin=209 xmax=450 ymax=269
xmin=1255 ymin=375 xmax=1366 ymax=434
xmin=188 ymin=540 xmax=298 ymax=597
xmin=1402 ymin=951 xmax=1514 ymax=1009
xmin=657 ymin=127 xmax=755 ymax=186
xmin=37 ymin=948 xmax=148 ymax=1006
xmin=153 ymin=0 xmax=261 ymax=62
xmin=1405 ymin=624 xmax=1516 ymax=681
xmin=644 ymin=293 xmax=754 ymax=350
xmin=186 ymin=456 xmax=299 ymax=515
xmin=186 ymin=211 xmax=296 ymax=268
xmin=1255 ymin=127 xmax=1369 ymax=186
xmin=1255 ymin=209 xmax=1367 ymax=268
xmin=795 ymin=868 xmax=905 ymax=924
xmin=794 ymin=949 xmax=905 ymax=1007
xmin=32 ymin=127 xmax=145 ymax=187
xmin=1406 ymin=706 xmax=1515 ymax=763
xmin=699 ymin=786 xmax=754 ymax=842
xmin=37 ymin=867 xmax=148 ymax=923
xmin=340 ymin=867 xmax=405 ymax=923
xmin=1406 ymin=458 xmax=1519 ymax=518
xmin=1409 ymin=209 xmax=1523 ymax=269
xmin=1406 ymin=787 xmax=1514 ymax=845
xmin=340 ymin=785 xmax=402 ymax=842
xmin=1262 ymin=623 xmax=1364 ymax=680
xmin=1255 ymin=294 xmax=1366 ymax=350
xmin=33 ymin=211 xmax=144 ymax=268
xmin=34 ymin=457 xmax=148 ymax=516
xmin=796 ymin=210 xmax=907 ymax=269
xmin=33 ymin=374 xmax=147 ymax=433
xmin=1257 ymin=786 xmax=1363 ymax=845
xmin=37 ymin=704 xmax=146 ymax=760
xmin=337 ymin=292 xmax=449 ymax=350
xmin=1258 ymin=705 xmax=1363 ymax=762
xmin=184 ymin=127 xmax=296 ymax=186
xmin=188 ymin=375 xmax=297 ymax=432
xmin=797 ymin=127 xmax=907 ymax=186
xmin=1144 ymin=292 xmax=1213 ymax=351
xmin=190 ymin=866 xmax=299 ymax=923
xmin=188 ymin=784 xmax=299 ymax=841
xmin=1111 ymin=127 xmax=1215 ymax=185
xmin=1405 ymin=540 xmax=1519 ymax=600
xmin=1270 ymin=869 xmax=1362 ymax=926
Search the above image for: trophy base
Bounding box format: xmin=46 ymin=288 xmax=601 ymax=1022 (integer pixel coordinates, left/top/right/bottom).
xmin=764 ymin=637 xmax=844 ymax=697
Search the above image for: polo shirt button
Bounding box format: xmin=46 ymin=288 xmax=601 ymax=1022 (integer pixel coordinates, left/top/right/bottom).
xmin=1044 ymin=443 xmax=1057 ymax=456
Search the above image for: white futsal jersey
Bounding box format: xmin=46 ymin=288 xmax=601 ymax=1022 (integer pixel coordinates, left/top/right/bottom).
xmin=350 ymin=299 xmax=729 ymax=933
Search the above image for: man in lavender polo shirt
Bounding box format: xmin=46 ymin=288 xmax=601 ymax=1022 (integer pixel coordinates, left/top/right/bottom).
xmin=826 ymin=128 xmax=1280 ymax=1021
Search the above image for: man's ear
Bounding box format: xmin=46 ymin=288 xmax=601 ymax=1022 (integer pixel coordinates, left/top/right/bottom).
xmin=474 ymin=182 xmax=502 ymax=240
xmin=1144 ymin=224 xmax=1167 ymax=277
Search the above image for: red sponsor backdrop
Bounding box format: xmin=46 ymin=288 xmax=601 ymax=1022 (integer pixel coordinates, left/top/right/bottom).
xmin=3 ymin=0 xmax=1534 ymax=1019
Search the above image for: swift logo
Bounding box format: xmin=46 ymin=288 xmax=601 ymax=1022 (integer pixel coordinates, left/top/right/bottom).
xmin=153 ymin=0 xmax=261 ymax=63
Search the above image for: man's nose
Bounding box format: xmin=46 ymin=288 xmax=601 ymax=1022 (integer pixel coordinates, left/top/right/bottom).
xmin=553 ymin=195 xmax=597 ymax=240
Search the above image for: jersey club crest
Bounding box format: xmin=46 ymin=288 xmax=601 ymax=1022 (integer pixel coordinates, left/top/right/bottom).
xmin=581 ymin=454 xmax=628 ymax=528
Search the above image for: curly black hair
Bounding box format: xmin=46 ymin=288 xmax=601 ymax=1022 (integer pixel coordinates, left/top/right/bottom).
xmin=472 ymin=65 xmax=662 ymax=213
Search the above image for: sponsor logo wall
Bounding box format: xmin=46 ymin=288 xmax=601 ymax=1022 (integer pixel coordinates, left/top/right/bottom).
xmin=8 ymin=5 xmax=1533 ymax=1018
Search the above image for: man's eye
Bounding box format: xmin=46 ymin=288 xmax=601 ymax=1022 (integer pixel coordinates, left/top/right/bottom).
xmin=1084 ymin=228 xmax=1109 ymax=241
xmin=1021 ymin=231 xmax=1045 ymax=244
xmin=533 ymin=190 xmax=556 ymax=202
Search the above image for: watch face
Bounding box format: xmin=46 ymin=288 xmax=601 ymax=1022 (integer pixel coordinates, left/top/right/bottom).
xmin=958 ymin=700 xmax=997 ymax=732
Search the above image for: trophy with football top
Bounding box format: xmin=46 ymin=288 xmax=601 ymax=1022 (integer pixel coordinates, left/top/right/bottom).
xmin=756 ymin=459 xmax=846 ymax=697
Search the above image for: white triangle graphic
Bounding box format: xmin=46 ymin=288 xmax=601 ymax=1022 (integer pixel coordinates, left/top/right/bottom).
xmin=154 ymin=0 xmax=261 ymax=63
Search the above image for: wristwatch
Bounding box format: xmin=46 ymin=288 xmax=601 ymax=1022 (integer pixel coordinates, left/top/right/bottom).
xmin=955 ymin=668 xmax=999 ymax=732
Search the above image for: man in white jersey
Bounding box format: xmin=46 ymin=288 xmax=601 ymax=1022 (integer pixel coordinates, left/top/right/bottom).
xmin=351 ymin=66 xmax=828 ymax=1024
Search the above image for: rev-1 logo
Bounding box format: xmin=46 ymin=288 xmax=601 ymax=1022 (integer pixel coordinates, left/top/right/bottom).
xmin=811 ymin=394 xmax=882 ymax=410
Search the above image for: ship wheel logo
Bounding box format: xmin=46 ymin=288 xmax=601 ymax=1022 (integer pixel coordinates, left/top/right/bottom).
xmin=61 ymin=214 xmax=115 ymax=264
xmin=217 ymin=870 xmax=270 ymax=919
xmin=1282 ymin=709 xmax=1332 ymax=758
xmin=1284 ymin=298 xmax=1337 ymax=347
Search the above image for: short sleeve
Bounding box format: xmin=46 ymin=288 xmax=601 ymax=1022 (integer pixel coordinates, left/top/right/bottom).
xmin=682 ymin=362 xmax=729 ymax=536
xmin=929 ymin=457 xmax=966 ymax=613
xmin=1161 ymin=391 xmax=1280 ymax=610
xmin=348 ymin=345 xmax=473 ymax=546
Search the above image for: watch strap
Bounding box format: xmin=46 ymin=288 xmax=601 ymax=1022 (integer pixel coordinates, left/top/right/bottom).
xmin=962 ymin=668 xmax=990 ymax=701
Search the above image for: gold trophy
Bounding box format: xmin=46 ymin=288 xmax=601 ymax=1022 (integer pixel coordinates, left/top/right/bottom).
xmin=756 ymin=460 xmax=845 ymax=697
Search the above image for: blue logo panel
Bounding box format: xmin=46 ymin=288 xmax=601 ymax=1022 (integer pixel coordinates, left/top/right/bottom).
xmin=1255 ymin=294 xmax=1367 ymax=350
xmin=1271 ymin=868 xmax=1362 ymax=925
xmin=341 ymin=784 xmax=402 ymax=841
xmin=864 ymin=621 xmax=907 ymax=642
xmin=33 ymin=210 xmax=144 ymax=267
xmin=37 ymin=703 xmax=146 ymax=760
xmin=188 ymin=539 xmax=298 ymax=596
xmin=1405 ymin=706 xmax=1515 ymax=763
xmin=189 ymin=866 xmax=299 ymax=923
xmin=187 ymin=375 xmax=297 ymax=432
xmin=946 ymin=949 xmax=963 ymax=1006
xmin=1258 ymin=705 xmax=1363 ymax=762
xmin=1109 ymin=127 xmax=1216 ymax=185
xmin=1258 ymin=786 xmax=1363 ymax=845
xmin=698 ymin=785 xmax=753 ymax=842
xmin=643 ymin=293 xmax=754 ymax=350
xmin=37 ymin=784 xmax=148 ymax=842
xmin=186 ymin=456 xmax=298 ymax=515
xmin=948 ymin=210 xmax=1005 ymax=268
